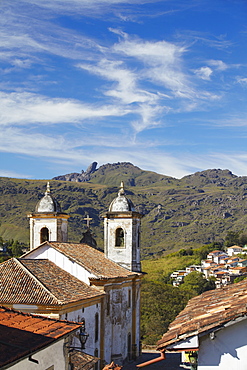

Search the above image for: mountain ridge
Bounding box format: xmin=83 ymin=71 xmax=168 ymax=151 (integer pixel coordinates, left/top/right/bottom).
xmin=1 ymin=162 xmax=247 ymax=257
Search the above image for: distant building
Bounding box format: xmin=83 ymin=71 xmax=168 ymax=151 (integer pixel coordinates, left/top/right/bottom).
xmin=227 ymin=245 xmax=243 ymax=256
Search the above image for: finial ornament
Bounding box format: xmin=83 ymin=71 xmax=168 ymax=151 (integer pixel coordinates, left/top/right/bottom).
xmin=45 ymin=182 xmax=51 ymax=195
xmin=118 ymin=181 xmax=125 ymax=196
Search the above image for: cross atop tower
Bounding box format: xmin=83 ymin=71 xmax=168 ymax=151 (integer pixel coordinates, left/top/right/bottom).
xmin=84 ymin=214 xmax=92 ymax=229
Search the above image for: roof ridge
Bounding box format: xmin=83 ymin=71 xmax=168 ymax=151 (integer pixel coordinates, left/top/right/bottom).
xmin=16 ymin=258 xmax=61 ymax=304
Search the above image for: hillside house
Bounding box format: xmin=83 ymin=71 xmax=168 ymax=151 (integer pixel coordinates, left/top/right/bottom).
xmin=156 ymin=278 xmax=247 ymax=369
xmin=227 ymin=245 xmax=243 ymax=256
xmin=0 ymin=182 xmax=142 ymax=367
xmin=0 ymin=306 xmax=98 ymax=370
xmin=228 ymin=265 xmax=247 ymax=275
xmin=214 ymin=271 xmax=231 ymax=289
xmin=201 ymin=259 xmax=217 ymax=268
xmin=207 ymin=250 xmax=228 ymax=264
xmin=237 ymin=258 xmax=247 ymax=267
xmin=185 ymin=265 xmax=202 ymax=273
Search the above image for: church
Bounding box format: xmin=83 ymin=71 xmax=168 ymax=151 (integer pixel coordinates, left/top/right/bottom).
xmin=0 ymin=182 xmax=143 ymax=367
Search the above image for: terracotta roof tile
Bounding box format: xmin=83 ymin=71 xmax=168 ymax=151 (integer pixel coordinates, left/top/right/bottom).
xmin=157 ymin=278 xmax=247 ymax=350
xmin=70 ymin=350 xmax=99 ymax=370
xmin=0 ymin=306 xmax=81 ymax=367
xmin=0 ymin=258 xmax=103 ymax=306
xmin=26 ymin=242 xmax=139 ymax=279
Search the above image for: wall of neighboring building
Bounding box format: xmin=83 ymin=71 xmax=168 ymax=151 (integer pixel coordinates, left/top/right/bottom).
xmin=198 ymin=318 xmax=247 ymax=369
xmin=7 ymin=339 xmax=66 ymax=370
xmin=60 ymin=303 xmax=101 ymax=358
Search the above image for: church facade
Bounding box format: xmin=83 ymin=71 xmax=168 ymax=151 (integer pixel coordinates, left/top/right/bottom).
xmin=0 ymin=182 xmax=142 ymax=367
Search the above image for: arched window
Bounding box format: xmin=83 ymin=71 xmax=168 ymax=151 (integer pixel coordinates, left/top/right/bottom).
xmin=115 ymin=228 xmax=124 ymax=247
xmin=95 ymin=313 xmax=99 ymax=342
xmin=40 ymin=227 xmax=49 ymax=244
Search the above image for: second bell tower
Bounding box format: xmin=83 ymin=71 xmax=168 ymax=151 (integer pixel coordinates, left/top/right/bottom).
xmin=103 ymin=182 xmax=142 ymax=272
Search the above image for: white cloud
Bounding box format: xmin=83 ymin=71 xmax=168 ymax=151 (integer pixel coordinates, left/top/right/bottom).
xmin=237 ymin=77 xmax=247 ymax=86
xmin=113 ymin=36 xmax=193 ymax=97
xmin=208 ymin=59 xmax=228 ymax=71
xmin=0 ymin=91 xmax=128 ymax=126
xmin=78 ymin=59 xmax=160 ymax=105
xmin=194 ymin=66 xmax=213 ymax=80
xmin=0 ymin=169 xmax=32 ymax=178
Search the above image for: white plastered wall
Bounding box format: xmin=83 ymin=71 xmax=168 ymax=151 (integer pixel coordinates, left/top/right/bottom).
xmin=61 ymin=304 xmax=101 ymax=357
xmin=29 ymin=217 xmax=68 ymax=250
xmin=7 ymin=339 xmax=66 ymax=370
xmin=198 ymin=318 xmax=247 ymax=369
xmin=104 ymin=217 xmax=141 ymax=271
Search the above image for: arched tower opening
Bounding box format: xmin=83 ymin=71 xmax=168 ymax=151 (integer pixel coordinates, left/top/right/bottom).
xmin=40 ymin=227 xmax=49 ymax=244
xmin=115 ymin=227 xmax=125 ymax=247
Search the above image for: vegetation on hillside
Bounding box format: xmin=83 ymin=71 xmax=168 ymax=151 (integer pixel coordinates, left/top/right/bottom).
xmin=2 ymin=163 xmax=247 ymax=257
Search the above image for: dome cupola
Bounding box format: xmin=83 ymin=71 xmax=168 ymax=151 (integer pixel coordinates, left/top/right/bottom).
xmin=28 ymin=182 xmax=69 ymax=250
xmin=109 ymin=182 xmax=135 ymax=212
xmin=35 ymin=182 xmax=61 ymax=213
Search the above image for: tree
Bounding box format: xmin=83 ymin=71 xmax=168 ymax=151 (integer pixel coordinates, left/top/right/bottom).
xmin=11 ymin=240 xmax=23 ymax=257
xmin=224 ymin=231 xmax=241 ymax=248
xmin=234 ymin=276 xmax=247 ymax=284
xmin=141 ymin=279 xmax=194 ymax=344
xmin=238 ymin=233 xmax=247 ymax=247
xmin=180 ymin=271 xmax=215 ymax=295
xmin=194 ymin=242 xmax=223 ymax=261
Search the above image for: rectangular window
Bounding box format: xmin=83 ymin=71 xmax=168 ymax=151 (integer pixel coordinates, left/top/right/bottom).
xmin=128 ymin=289 xmax=131 ymax=308
xmin=95 ymin=313 xmax=99 ymax=342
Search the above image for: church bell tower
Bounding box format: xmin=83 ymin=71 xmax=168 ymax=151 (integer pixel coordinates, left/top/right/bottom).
xmin=103 ymin=182 xmax=142 ymax=272
xmin=28 ymin=182 xmax=70 ymax=250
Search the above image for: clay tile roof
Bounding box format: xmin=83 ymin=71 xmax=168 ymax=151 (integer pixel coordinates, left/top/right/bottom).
xmin=0 ymin=306 xmax=81 ymax=367
xmin=70 ymin=350 xmax=99 ymax=370
xmin=157 ymin=278 xmax=247 ymax=351
xmin=0 ymin=258 xmax=103 ymax=306
xmin=28 ymin=242 xmax=139 ymax=279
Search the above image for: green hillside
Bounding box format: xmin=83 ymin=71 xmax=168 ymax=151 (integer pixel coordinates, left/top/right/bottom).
xmin=1 ymin=163 xmax=247 ymax=257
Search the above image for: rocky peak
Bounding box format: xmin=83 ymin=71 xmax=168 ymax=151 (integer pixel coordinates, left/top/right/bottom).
xmin=52 ymin=162 xmax=98 ymax=182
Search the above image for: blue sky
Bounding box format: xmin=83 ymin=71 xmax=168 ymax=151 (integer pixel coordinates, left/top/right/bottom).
xmin=1 ymin=0 xmax=247 ymax=179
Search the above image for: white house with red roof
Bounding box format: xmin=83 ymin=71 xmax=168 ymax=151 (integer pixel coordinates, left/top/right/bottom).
xmin=0 ymin=306 xmax=99 ymax=370
xmin=227 ymin=245 xmax=243 ymax=256
xmin=156 ymin=278 xmax=247 ymax=369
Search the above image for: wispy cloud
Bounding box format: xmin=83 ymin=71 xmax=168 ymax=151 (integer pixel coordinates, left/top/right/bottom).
xmin=237 ymin=77 xmax=247 ymax=86
xmin=0 ymin=92 xmax=128 ymax=126
xmin=0 ymin=169 xmax=32 ymax=179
